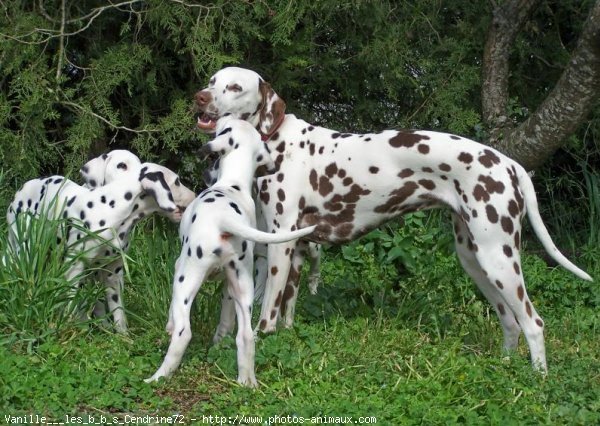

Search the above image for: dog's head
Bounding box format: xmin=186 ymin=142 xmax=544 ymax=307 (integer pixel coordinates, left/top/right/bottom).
xmin=81 ymin=150 xmax=193 ymax=221
xmin=80 ymin=150 xmax=141 ymax=188
xmin=200 ymin=117 xmax=276 ymax=175
xmin=195 ymin=67 xmax=286 ymax=140
xmin=138 ymin=163 xmax=196 ymax=221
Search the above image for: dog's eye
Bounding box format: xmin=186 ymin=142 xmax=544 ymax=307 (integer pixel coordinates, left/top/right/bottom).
xmin=209 ymin=77 xmax=216 ymax=86
xmin=227 ymin=84 xmax=243 ymax=92
xmin=174 ymin=177 xmax=181 ymax=186
xmin=117 ymin=162 xmax=127 ymax=170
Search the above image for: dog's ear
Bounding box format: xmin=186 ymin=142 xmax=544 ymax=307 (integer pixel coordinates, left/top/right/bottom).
xmin=200 ymin=132 xmax=235 ymax=159
xmin=139 ymin=169 xmax=177 ymax=212
xmin=80 ymin=154 xmax=109 ymax=188
xmin=258 ymin=80 xmax=286 ymax=137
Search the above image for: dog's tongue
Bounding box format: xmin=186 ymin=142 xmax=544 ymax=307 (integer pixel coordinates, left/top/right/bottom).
xmin=197 ymin=114 xmax=216 ymax=131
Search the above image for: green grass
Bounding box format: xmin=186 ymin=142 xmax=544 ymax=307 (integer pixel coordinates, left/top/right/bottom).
xmin=0 ymin=214 xmax=598 ymax=425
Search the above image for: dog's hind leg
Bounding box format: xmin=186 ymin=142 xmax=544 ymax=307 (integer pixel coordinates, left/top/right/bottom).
xmin=146 ymin=259 xmax=209 ymax=382
xmin=224 ymin=256 xmax=257 ymax=387
xmin=256 ymin=240 xmax=298 ymax=333
xmin=452 ymin=214 xmax=522 ymax=351
xmin=213 ymin=284 xmax=236 ymax=344
xmin=470 ymin=228 xmax=547 ymax=372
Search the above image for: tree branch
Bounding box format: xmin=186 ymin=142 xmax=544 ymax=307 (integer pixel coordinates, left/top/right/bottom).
xmin=62 ymin=101 xmax=158 ymax=135
xmin=55 ymin=0 xmax=66 ymax=81
xmin=498 ymin=0 xmax=600 ymax=170
xmin=481 ymin=0 xmax=540 ymax=137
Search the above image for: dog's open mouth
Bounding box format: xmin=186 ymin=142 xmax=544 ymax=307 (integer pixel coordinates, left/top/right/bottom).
xmin=196 ymin=112 xmax=217 ymax=132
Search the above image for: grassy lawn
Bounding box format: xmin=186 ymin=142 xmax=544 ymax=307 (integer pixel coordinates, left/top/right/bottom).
xmin=1 ymin=217 xmax=599 ymax=425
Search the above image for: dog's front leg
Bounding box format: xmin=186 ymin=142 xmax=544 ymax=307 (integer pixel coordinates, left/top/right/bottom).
xmin=104 ymin=260 xmax=127 ymax=333
xmin=256 ymin=240 xmax=297 ymax=333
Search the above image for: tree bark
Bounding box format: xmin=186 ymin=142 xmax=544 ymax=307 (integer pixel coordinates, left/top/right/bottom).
xmin=481 ymin=0 xmax=540 ymax=136
xmin=497 ymin=1 xmax=600 ymax=170
xmin=483 ymin=0 xmax=600 ymax=170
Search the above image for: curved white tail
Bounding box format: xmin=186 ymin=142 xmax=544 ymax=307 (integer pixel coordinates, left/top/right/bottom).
xmin=223 ymin=218 xmax=316 ymax=244
xmin=519 ymin=167 xmax=593 ymax=281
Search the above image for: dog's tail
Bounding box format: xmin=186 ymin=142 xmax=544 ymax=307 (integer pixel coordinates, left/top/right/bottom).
xmin=518 ymin=166 xmax=592 ymax=281
xmin=223 ymin=218 xmax=316 ymax=244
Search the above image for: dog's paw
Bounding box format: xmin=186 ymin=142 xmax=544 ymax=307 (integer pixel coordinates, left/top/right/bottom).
xmin=237 ymin=375 xmax=258 ymax=388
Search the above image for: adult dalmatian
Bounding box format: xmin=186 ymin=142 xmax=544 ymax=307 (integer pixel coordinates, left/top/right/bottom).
xmin=194 ymin=66 xmax=592 ymax=372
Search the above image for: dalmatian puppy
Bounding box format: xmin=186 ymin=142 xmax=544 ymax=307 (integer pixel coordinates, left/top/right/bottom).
xmin=145 ymin=116 xmax=316 ymax=386
xmin=203 ymin=150 xmax=322 ymax=335
xmin=79 ymin=150 xmax=196 ymax=332
xmin=6 ymin=150 xmax=192 ymax=332
xmin=194 ymin=66 xmax=593 ymax=373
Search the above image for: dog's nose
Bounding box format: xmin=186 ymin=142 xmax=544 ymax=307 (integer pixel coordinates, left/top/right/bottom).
xmin=195 ymin=90 xmax=211 ymax=106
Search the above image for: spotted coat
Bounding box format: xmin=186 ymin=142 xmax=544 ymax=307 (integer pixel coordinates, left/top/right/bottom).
xmin=194 ymin=67 xmax=592 ymax=373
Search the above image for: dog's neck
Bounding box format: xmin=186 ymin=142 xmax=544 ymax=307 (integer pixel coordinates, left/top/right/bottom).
xmin=213 ymin=149 xmax=259 ymax=195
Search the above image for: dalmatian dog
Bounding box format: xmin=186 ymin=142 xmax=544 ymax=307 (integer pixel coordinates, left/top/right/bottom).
xmin=203 ymin=150 xmax=322 ymax=323
xmin=145 ymin=116 xmax=315 ymax=386
xmin=194 ymin=66 xmax=593 ymax=372
xmin=7 ymin=150 xmax=194 ymax=332
xmin=79 ymin=150 xmax=195 ymax=332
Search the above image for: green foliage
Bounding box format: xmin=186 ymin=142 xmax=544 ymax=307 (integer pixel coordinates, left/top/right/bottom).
xmin=0 ymin=211 xmax=104 ymax=346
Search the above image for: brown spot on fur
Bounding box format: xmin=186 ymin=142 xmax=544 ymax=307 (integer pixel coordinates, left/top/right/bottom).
xmin=513 ymin=262 xmax=521 ymax=275
xmin=369 ymin=166 xmax=379 ymax=174
xmin=319 ymin=176 xmax=334 ymax=196
xmin=325 ymin=162 xmax=338 ymax=178
xmin=497 ymin=303 xmax=506 ymax=315
xmin=501 ymin=216 xmax=514 ymax=234
xmin=486 ymin=205 xmax=499 ymax=223
xmin=259 ymin=319 xmax=267 ymax=330
xmin=503 ymin=245 xmax=513 ymax=257
xmin=535 ymin=318 xmax=544 ymax=327
xmin=439 ymin=163 xmax=452 ymax=172
xmin=495 ymin=280 xmax=504 ymax=289
xmin=418 ymin=179 xmax=436 ymax=190
xmin=478 ymin=175 xmax=505 ymax=194
xmin=374 ymin=181 xmax=419 ymax=213
xmin=473 ymin=184 xmax=490 ymax=202
xmin=280 ymin=284 xmax=296 ymax=317
xmin=525 ymin=301 xmax=532 ymax=317
xmin=514 ymin=231 xmax=520 ymax=250
xmin=458 ymin=152 xmax=473 ymax=163
xmin=478 ymin=149 xmax=501 ymax=168
xmin=274 ymin=290 xmax=283 ymax=307
xmin=270 ymin=309 xmax=277 ymax=319
xmin=335 ymin=223 xmax=354 ymax=238
xmin=398 ymin=169 xmax=414 ymax=178
xmin=276 ymin=202 xmax=283 ymax=214
xmin=309 ymin=169 xmax=318 ymax=191
xmin=507 ymin=199 xmax=519 ymax=218
xmin=277 ymin=188 xmax=286 ymax=201
xmin=517 ymin=285 xmax=524 ymax=301
xmin=271 ymin=266 xmax=278 ymax=276
xmin=417 ymin=144 xmax=430 ymax=154
xmin=389 ymin=131 xmax=430 ymax=148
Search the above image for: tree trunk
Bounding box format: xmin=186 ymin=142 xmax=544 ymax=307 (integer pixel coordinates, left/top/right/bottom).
xmin=482 ymin=0 xmax=600 ymax=170
xmin=482 ymin=0 xmax=540 ymax=136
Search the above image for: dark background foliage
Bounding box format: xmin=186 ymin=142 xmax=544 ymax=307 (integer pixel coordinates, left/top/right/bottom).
xmin=1 ymin=0 xmax=598 ymax=242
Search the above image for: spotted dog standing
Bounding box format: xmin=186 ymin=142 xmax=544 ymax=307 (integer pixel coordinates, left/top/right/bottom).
xmin=7 ymin=150 xmax=194 ymax=332
xmin=203 ymin=149 xmax=322 ymax=327
xmin=194 ymin=66 xmax=593 ymax=372
xmin=79 ymin=150 xmax=195 ymax=332
xmin=145 ymin=117 xmax=315 ymax=386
